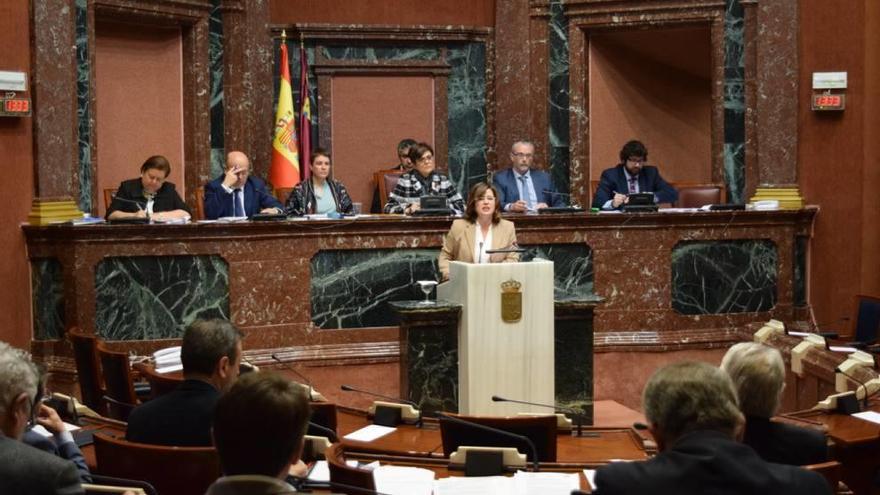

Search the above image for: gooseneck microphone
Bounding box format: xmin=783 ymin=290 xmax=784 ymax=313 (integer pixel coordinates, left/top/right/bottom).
xmin=491 ymin=395 xmax=590 ymax=437
xmin=307 ymin=421 xmax=338 ymax=442
xmin=109 ymin=195 xmax=147 ymax=211
xmin=272 ymin=354 xmax=315 ymax=401
xmin=436 ymin=412 xmax=540 ymax=472
xmin=289 ymin=475 xmax=390 ymax=495
xmin=835 ymin=365 xmax=871 ymax=410
xmin=340 ymin=384 xmax=422 ymax=428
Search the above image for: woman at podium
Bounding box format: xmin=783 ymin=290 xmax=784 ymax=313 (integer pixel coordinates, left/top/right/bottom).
xmin=438 ymin=182 xmax=519 ymax=280
xmin=285 ymin=148 xmax=354 ymax=216
xmin=106 ymin=155 xmax=191 ymax=222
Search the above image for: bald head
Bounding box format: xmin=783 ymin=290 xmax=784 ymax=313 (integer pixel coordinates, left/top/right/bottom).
xmin=223 ymin=151 xmax=251 ymax=189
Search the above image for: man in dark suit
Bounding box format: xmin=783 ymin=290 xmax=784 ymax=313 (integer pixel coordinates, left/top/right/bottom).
xmin=126 ymin=319 xmax=242 ymax=446
xmin=204 ymin=151 xmax=284 ymax=219
xmin=594 ymin=361 xmax=831 ymax=495
xmin=0 ymin=342 xmax=83 ymax=495
xmin=492 ymin=140 xmax=564 ymax=212
xmin=592 ymin=140 xmax=678 ymax=209
xmin=722 ymin=342 xmax=828 ymax=466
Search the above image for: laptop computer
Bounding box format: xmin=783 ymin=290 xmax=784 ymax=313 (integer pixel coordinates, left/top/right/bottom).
xmin=412 ymin=195 xmax=454 ymax=216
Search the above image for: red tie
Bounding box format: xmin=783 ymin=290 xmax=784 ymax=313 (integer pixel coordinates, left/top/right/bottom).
xmin=628 ymin=177 xmax=638 ymax=194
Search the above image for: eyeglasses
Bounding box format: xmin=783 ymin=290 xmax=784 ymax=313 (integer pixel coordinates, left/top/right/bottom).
xmin=419 ymin=155 xmax=434 ymax=162
xmin=626 ymin=157 xmax=645 ymax=164
xmin=511 ymin=152 xmax=533 ymax=158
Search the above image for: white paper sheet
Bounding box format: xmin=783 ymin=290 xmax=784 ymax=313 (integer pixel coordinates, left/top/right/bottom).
xmin=433 ymin=476 xmax=512 ymax=495
xmin=342 ymin=424 xmax=396 ymax=442
xmin=373 ymin=465 xmax=435 ymax=495
xmin=512 ymin=471 xmax=580 ymax=494
xmin=852 ymin=410 xmax=880 ymax=424
xmin=30 ymin=422 xmax=81 ymax=437
xmin=583 ymin=469 xmax=597 ymax=490
xmin=306 ymin=460 xmax=330 ymax=482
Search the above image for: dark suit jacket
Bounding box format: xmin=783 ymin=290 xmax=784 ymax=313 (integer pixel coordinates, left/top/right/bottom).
xmin=105 ymin=178 xmax=190 ymax=219
xmin=592 ymin=164 xmax=678 ymax=208
xmin=744 ymin=416 xmax=828 ymax=466
xmin=203 ymin=175 xmax=283 ymax=219
xmin=125 ymin=379 xmax=219 ymax=447
xmin=23 ymin=429 xmax=91 ymax=482
xmin=492 ymin=168 xmax=565 ymax=209
xmin=0 ymin=434 xmax=83 ymax=495
xmin=594 ymin=430 xmax=831 ymax=495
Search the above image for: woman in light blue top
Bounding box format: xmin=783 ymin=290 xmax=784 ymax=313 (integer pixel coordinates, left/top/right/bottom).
xmin=285 ymin=148 xmax=354 ymax=216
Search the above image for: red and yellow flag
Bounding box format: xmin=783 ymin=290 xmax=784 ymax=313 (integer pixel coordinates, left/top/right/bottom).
xmin=269 ymin=42 xmax=300 ymax=188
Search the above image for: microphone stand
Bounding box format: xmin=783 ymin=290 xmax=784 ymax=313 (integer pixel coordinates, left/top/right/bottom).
xmin=491 ymin=395 xmax=588 ymax=437
xmin=340 ymin=384 xmax=423 ymax=428
xmin=436 ymin=412 xmax=540 ymax=472
xmin=272 ymin=354 xmax=315 ymax=401
xmin=835 ymin=365 xmax=871 ymax=410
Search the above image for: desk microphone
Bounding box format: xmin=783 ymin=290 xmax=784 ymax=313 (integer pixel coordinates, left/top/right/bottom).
xmin=436 ymin=412 xmax=540 ymax=472
xmin=490 ymin=395 xmax=590 ymax=437
xmin=289 ymin=475 xmax=389 ymax=495
xmin=109 ymin=195 xmax=147 ymax=211
xmin=307 ymin=421 xmax=338 ymax=442
xmin=339 ymin=384 xmax=422 ymax=428
xmin=272 ymin=354 xmax=315 ymax=401
xmin=835 ymin=365 xmax=871 ymax=410
xmin=542 ymin=189 xmax=571 ymax=200
xmin=813 ymin=316 xmax=850 ymax=332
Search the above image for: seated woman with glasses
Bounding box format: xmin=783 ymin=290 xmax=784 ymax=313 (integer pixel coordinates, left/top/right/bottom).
xmin=285 ymin=148 xmax=354 ymax=216
xmin=106 ymin=155 xmax=191 ymax=222
xmin=438 ymin=182 xmax=519 ymax=281
xmin=383 ymin=142 xmax=465 ymax=215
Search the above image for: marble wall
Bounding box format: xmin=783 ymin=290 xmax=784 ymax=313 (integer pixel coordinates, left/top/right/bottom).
xmin=31 ymin=259 xmax=64 ymax=340
xmin=94 ymin=255 xmax=229 ymax=340
xmin=671 ymin=240 xmax=778 ymax=315
xmin=548 ymin=0 xmax=571 ymax=200
xmin=723 ymin=0 xmax=746 ymax=203
xmin=75 ymin=0 xmax=92 ymax=213
xmin=209 ymin=0 xmax=225 ymax=177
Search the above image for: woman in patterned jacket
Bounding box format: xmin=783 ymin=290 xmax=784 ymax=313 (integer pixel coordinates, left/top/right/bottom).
xmin=285 ymin=148 xmax=354 ymax=216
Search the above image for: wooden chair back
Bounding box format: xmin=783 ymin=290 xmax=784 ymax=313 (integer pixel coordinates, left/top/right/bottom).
xmin=438 ymin=412 xmax=558 ymax=462
xmin=103 ymin=189 xmax=117 ymax=211
xmin=194 ymin=187 xmax=206 ymax=220
xmin=94 ymin=432 xmax=221 ymax=495
xmin=852 ymin=294 xmax=880 ymax=344
xmin=67 ymin=327 xmax=105 ymax=413
xmin=326 ymin=443 xmax=376 ymax=495
xmin=309 ymin=401 xmax=339 ymax=435
xmin=804 ymin=461 xmax=844 ymax=493
xmin=374 ymin=169 xmax=403 ymax=211
xmin=675 ymin=182 xmax=726 ymax=207
xmin=132 ymin=362 xmax=180 ymax=399
xmin=275 ymin=187 xmax=294 ymax=205
xmin=96 ymin=342 xmax=139 ymax=421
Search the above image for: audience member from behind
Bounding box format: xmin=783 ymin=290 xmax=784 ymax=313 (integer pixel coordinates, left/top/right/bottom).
xmin=593 ymin=361 xmax=831 ymax=495
xmin=285 ymin=148 xmax=354 ymax=216
xmin=592 ymin=140 xmax=678 ymax=210
xmin=106 ymin=155 xmax=191 ymax=222
xmin=126 ymin=319 xmax=242 ymax=446
xmin=0 ymin=342 xmax=83 ymax=495
xmin=438 ymin=182 xmax=519 ymax=281
xmin=383 ymin=142 xmax=465 ymax=215
xmin=206 ymin=372 xmax=311 ymax=495
xmin=204 ymin=151 xmax=284 ymax=219
xmin=721 ymin=342 xmax=828 ymax=466
xmin=370 ymin=138 xmax=417 ymax=213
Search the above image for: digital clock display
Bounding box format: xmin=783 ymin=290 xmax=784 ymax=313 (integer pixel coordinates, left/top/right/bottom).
xmin=0 ymin=98 xmax=31 ymax=116
xmin=812 ymin=93 xmax=845 ymax=111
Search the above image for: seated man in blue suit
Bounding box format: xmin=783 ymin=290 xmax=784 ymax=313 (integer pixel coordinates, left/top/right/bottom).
xmin=592 ymin=140 xmax=678 ymax=210
xmin=492 ymin=140 xmax=564 ymax=212
xmin=204 ymin=151 xmax=284 ymax=219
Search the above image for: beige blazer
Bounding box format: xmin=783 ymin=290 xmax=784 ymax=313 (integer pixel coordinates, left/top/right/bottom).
xmin=438 ymin=218 xmax=519 ymax=279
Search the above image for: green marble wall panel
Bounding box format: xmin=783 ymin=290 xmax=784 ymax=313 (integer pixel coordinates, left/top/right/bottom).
xmin=75 ymin=0 xmax=92 ymax=212
xmin=521 ymin=243 xmax=593 ymax=299
xmin=672 ymin=240 xmax=777 ymax=314
xmin=724 ymin=0 xmax=746 ymax=203
xmin=95 ymin=256 xmax=229 ymax=340
xmin=794 ymin=235 xmax=808 ymax=307
xmin=32 ymin=259 xmax=65 ymax=340
xmin=548 ymin=0 xmax=571 ymax=197
xmin=209 ymin=0 xmax=225 ymax=176
xmin=555 ymin=316 xmax=594 ymax=424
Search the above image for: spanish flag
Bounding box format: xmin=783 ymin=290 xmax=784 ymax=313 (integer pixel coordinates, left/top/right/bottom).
xmin=269 ymin=41 xmax=300 ymax=188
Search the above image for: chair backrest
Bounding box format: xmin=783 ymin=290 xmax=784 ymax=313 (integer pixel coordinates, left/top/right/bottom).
xmin=194 ymin=187 xmax=206 ymax=220
xmin=96 ymin=342 xmax=138 ymax=421
xmin=803 ymin=460 xmax=842 ymax=493
xmin=309 ymin=401 xmax=338 ymax=435
xmin=438 ymin=413 xmax=558 ymax=462
xmin=206 ymin=475 xmax=296 ymax=495
xmin=853 ymin=294 xmax=880 ymax=343
xmin=132 ymin=362 xmax=181 ymax=399
xmin=326 ymin=443 xmax=376 ymax=495
xmin=94 ymin=432 xmax=221 ymax=495
xmin=67 ymin=327 xmax=105 ymax=413
xmin=374 ymin=169 xmax=403 ymax=210
xmin=103 ymin=189 xmax=117 ymax=211
xmin=275 ymin=187 xmax=294 ymax=205
xmin=675 ymin=183 xmax=725 ymax=208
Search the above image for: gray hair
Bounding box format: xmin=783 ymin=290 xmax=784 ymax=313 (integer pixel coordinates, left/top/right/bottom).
xmin=643 ymin=361 xmax=742 ymax=441
xmin=0 ymin=342 xmax=39 ymax=418
xmin=510 ymin=140 xmax=535 ymax=152
xmin=720 ymin=342 xmax=785 ymax=418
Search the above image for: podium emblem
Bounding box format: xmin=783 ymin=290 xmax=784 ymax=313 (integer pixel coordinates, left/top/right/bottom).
xmin=501 ymin=279 xmax=522 ymax=323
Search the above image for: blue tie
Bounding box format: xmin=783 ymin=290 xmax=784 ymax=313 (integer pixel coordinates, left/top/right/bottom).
xmin=519 ymin=175 xmax=533 ymax=209
xmin=233 ymin=189 xmax=244 ymax=217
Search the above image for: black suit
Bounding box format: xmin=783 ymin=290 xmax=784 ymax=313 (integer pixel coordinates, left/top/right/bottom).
xmin=594 ymin=430 xmax=831 ymax=495
xmin=125 ymin=379 xmax=219 ymax=447
xmin=106 ymin=178 xmax=190 ymax=219
xmin=23 ymin=429 xmax=91 ymax=482
xmin=0 ymin=434 xmax=83 ymax=495
xmin=744 ymin=416 xmax=828 ymax=466
xmin=592 ymin=163 xmax=678 ymax=209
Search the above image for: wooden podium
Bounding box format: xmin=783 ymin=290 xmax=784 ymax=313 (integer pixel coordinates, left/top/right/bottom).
xmin=437 ymin=260 xmax=555 ymax=415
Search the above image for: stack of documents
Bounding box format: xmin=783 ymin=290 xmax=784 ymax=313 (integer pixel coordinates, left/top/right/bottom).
xmin=433 ymin=471 xmax=580 ymax=495
xmin=153 ymin=346 xmax=182 ymax=373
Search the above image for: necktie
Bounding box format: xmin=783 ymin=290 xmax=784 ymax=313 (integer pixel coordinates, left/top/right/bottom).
xmin=628 ymin=177 xmax=638 ymax=194
xmin=233 ymin=189 xmax=244 ymax=217
xmin=519 ymin=175 xmax=533 ymax=209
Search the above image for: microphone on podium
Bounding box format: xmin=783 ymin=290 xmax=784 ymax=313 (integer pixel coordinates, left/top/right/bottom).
xmin=491 ymin=395 xmax=590 ymax=437
xmin=835 ymin=365 xmax=872 ymax=410
xmin=340 ymin=384 xmax=422 ymax=428
xmin=436 ymin=412 xmax=540 ymax=472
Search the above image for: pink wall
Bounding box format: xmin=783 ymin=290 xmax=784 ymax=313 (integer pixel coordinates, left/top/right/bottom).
xmin=330 ymin=76 xmax=435 ymax=205
xmin=589 ymin=26 xmax=712 ymax=186
xmin=95 ymin=22 xmax=185 ymax=216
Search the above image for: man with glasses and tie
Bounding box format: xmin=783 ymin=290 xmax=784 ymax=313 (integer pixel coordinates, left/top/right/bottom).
xmin=492 ymin=140 xmax=565 ymax=213
xmin=204 ymin=151 xmax=284 ymax=219
xmin=592 ymin=139 xmax=678 ymax=210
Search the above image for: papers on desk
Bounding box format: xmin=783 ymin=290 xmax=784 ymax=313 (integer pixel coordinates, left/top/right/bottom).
xmin=852 ymin=411 xmax=880 ymax=424
xmin=342 ymin=424 xmax=396 ymax=442
xmin=373 ymin=465 xmax=435 ymax=495
xmin=153 ymin=346 xmax=182 ymax=373
xmin=829 ymin=345 xmax=862 ymax=353
xmin=216 ymin=216 xmax=249 ymax=222
xmin=30 ymin=422 xmax=81 ymax=438
xmin=306 ymin=460 xmax=330 ymax=482
xmin=433 ymin=472 xmax=579 ymax=495
xmin=583 ymin=469 xmax=597 ymax=490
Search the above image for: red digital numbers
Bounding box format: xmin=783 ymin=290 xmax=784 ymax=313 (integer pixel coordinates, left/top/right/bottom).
xmin=3 ymin=99 xmax=30 ymax=113
xmin=813 ymin=94 xmax=842 ymax=109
